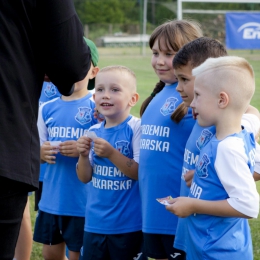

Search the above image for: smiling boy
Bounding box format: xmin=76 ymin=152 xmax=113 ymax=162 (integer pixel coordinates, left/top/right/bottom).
xmin=76 ymin=65 xmax=146 ymax=260
xmin=167 ymin=56 xmax=259 ymax=260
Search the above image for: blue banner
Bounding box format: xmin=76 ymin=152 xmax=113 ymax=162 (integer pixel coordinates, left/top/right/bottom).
xmin=226 ymin=13 xmax=260 ymax=49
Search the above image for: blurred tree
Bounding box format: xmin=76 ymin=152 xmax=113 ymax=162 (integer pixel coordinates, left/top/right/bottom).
xmin=148 ymin=0 xmax=177 ymax=25
xmin=74 ymin=0 xmax=137 ymax=24
xmin=74 ymin=0 xmax=260 ymax=25
xmin=73 ymin=0 xmax=260 ymax=41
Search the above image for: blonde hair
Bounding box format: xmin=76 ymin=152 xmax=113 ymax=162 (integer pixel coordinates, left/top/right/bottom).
xmin=193 ymin=56 xmax=255 ymax=111
xmin=97 ymin=65 xmax=136 ymax=90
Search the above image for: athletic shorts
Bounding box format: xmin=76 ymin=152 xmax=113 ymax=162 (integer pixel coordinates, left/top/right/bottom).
xmin=33 ymin=210 xmax=84 ymax=252
xmin=80 ymin=231 xmax=148 ymax=260
xmin=143 ymin=233 xmax=186 ymax=259
xmin=34 ymin=181 xmax=43 ymax=211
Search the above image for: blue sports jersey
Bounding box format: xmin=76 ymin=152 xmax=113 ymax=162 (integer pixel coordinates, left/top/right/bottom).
xmin=38 ymin=94 xmax=97 ymax=216
xmin=38 ymin=82 xmax=61 ymax=181
xmin=84 ymin=115 xmax=142 ymax=234
xmin=138 ymin=82 xmax=195 ymax=235
xmin=174 ymin=114 xmax=260 ymax=253
xmin=174 ymin=122 xmax=215 ymax=252
xmin=186 ymin=130 xmax=259 ymax=260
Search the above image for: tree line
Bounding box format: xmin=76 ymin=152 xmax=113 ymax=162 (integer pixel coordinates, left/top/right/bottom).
xmin=74 ymin=0 xmax=260 ymax=26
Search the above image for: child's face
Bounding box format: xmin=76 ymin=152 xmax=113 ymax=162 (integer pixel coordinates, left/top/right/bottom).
xmin=93 ymin=70 xmax=138 ymax=123
xmin=191 ymin=75 xmax=218 ymax=127
xmin=175 ymin=63 xmax=195 ymax=107
xmin=151 ymin=39 xmax=177 ymax=85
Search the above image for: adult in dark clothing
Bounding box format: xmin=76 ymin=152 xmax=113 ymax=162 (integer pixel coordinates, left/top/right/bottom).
xmin=0 ymin=1 xmax=92 ymax=259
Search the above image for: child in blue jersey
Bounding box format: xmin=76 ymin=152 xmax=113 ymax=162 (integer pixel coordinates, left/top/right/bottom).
xmin=138 ymin=19 xmax=202 ymax=260
xmin=35 ymin=81 xmax=61 ymax=211
xmin=33 ymin=37 xmax=99 ymax=260
xmin=167 ymin=56 xmax=259 ymax=260
xmin=170 ymin=37 xmax=260 ymax=256
xmin=76 ymin=65 xmax=145 ymax=260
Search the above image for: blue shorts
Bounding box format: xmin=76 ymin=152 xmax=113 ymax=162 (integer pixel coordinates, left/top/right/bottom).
xmin=33 ymin=210 xmax=84 ymax=252
xmin=80 ymin=231 xmax=148 ymax=260
xmin=143 ymin=233 xmax=186 ymax=259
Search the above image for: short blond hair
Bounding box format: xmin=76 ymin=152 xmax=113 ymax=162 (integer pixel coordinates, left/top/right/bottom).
xmin=98 ymin=65 xmax=136 ymax=91
xmin=193 ymin=56 xmax=255 ymax=111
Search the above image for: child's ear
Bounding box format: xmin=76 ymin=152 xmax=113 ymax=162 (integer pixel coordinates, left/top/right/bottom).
xmin=93 ymin=93 xmax=96 ymax=101
xmin=129 ymin=92 xmax=139 ymax=107
xmin=89 ymin=67 xmax=100 ymax=80
xmin=218 ymin=91 xmax=229 ymax=108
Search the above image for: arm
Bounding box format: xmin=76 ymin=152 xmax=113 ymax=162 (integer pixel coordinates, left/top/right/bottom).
xmin=93 ymin=138 xmax=139 ymax=180
xmin=76 ymin=136 xmax=93 ymax=183
xmin=215 ymin=138 xmax=259 ymax=218
xmin=166 ymin=197 xmax=249 ymax=218
xmin=93 ymin=117 xmax=141 ymax=180
xmin=40 ymin=0 xmax=91 ymax=96
xmin=167 ymin=137 xmax=259 ymax=219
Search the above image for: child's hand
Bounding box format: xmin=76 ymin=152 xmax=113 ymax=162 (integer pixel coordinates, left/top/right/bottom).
xmin=184 ymin=169 xmax=195 ymax=187
xmin=166 ymin=197 xmax=195 ymax=217
xmin=59 ymin=140 xmax=79 ymax=157
xmin=77 ymin=136 xmax=92 ymax=157
xmin=93 ymin=138 xmax=114 ymax=158
xmin=41 ymin=141 xmax=58 ymax=164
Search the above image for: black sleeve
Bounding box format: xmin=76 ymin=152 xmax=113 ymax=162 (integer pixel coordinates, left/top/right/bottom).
xmin=40 ymin=0 xmax=91 ymax=96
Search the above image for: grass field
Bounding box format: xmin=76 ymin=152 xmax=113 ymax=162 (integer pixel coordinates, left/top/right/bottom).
xmin=30 ymin=47 xmax=260 ymax=259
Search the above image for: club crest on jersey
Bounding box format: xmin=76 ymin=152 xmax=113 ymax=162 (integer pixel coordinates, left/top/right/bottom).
xmin=196 ymin=154 xmax=210 ymax=178
xmin=160 ymin=97 xmax=178 ymax=116
xmin=75 ymin=107 xmax=92 ymax=125
xmin=196 ymin=129 xmax=213 ymax=150
xmin=44 ymin=83 xmax=57 ymax=98
xmin=115 ymin=140 xmax=130 ymax=156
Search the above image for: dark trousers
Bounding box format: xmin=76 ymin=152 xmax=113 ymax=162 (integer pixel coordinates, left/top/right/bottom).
xmin=0 ymin=177 xmax=28 ymax=260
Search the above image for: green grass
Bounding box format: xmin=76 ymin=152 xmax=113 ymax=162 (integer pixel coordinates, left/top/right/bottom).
xmin=30 ymin=48 xmax=260 ymax=259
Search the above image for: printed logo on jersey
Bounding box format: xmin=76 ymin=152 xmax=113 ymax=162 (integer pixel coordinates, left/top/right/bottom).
xmin=196 ymin=129 xmax=213 ymax=150
xmin=115 ymin=140 xmax=130 ymax=156
xmin=75 ymin=107 xmax=92 ymax=125
xmin=44 ymin=83 xmax=57 ymax=98
xmin=160 ymin=97 xmax=178 ymax=116
xmin=196 ymin=153 xmax=210 ymax=178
